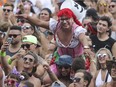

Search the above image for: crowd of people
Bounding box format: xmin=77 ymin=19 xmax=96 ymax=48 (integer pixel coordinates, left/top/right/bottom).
xmin=0 ymin=0 xmax=116 ymax=87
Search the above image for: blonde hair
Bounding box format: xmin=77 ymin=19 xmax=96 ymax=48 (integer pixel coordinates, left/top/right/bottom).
xmin=96 ymin=48 xmax=113 ymax=60
xmin=95 ymin=48 xmax=113 ymax=69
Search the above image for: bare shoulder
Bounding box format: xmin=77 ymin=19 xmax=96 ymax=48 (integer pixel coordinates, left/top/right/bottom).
xmin=29 ymin=76 xmax=41 ymax=87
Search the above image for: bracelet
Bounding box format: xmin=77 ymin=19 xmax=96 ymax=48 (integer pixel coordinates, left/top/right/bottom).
xmin=0 ymin=50 xmax=6 ymax=57
xmin=83 ymin=46 xmax=90 ymax=49
xmin=8 ymin=58 xmax=12 ymax=65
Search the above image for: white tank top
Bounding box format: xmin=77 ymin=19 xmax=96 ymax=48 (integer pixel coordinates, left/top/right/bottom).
xmin=95 ymin=70 xmax=112 ymax=87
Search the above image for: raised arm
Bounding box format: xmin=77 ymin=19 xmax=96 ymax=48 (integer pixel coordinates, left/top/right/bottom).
xmin=17 ymin=14 xmax=50 ymax=29
xmin=0 ymin=42 xmax=12 ymax=75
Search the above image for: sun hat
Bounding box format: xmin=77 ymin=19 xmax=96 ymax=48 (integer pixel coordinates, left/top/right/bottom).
xmin=22 ymin=35 xmax=40 ymax=46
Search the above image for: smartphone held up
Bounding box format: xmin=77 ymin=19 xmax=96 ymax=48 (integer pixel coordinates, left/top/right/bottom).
xmin=7 ymin=38 xmax=13 ymax=44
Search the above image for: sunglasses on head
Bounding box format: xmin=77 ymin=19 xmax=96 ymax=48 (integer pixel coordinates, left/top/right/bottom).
xmin=109 ymin=5 xmax=115 ymax=8
xmin=72 ymin=77 xmax=81 ymax=83
xmin=9 ymin=34 xmax=20 ymax=38
xmin=3 ymin=9 xmax=12 ymax=12
xmin=57 ymin=65 xmax=71 ymax=69
xmin=97 ymin=53 xmax=107 ymax=59
xmin=99 ymin=3 xmax=107 ymax=7
xmin=23 ymin=57 xmax=34 ymax=62
xmin=21 ymin=44 xmax=33 ymax=49
xmin=22 ymin=26 xmax=31 ymax=30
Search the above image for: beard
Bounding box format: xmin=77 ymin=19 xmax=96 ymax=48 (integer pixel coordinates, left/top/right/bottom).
xmin=11 ymin=40 xmax=19 ymax=45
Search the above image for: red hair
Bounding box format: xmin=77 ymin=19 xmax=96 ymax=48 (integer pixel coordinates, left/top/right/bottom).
xmin=57 ymin=8 xmax=82 ymax=26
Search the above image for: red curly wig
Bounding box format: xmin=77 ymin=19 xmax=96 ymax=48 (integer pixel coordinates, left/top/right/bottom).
xmin=57 ymin=8 xmax=82 ymax=26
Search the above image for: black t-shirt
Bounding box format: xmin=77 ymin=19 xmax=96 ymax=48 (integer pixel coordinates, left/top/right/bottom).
xmin=90 ymin=35 xmax=116 ymax=53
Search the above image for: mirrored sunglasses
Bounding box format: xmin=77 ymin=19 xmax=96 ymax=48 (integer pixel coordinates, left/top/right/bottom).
xmin=97 ymin=53 xmax=107 ymax=59
xmin=22 ymin=26 xmax=31 ymax=30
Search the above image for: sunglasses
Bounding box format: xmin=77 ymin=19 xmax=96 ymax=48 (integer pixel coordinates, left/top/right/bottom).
xmin=97 ymin=53 xmax=107 ymax=59
xmin=17 ymin=19 xmax=25 ymax=23
xmin=23 ymin=57 xmax=34 ymax=62
xmin=9 ymin=34 xmax=20 ymax=38
xmin=3 ymin=9 xmax=12 ymax=12
xmin=109 ymin=5 xmax=115 ymax=8
xmin=72 ymin=77 xmax=81 ymax=83
xmin=21 ymin=44 xmax=33 ymax=49
xmin=57 ymin=65 xmax=71 ymax=69
xmin=22 ymin=26 xmax=31 ymax=30
xmin=99 ymin=3 xmax=107 ymax=7
xmin=5 ymin=79 xmax=16 ymax=85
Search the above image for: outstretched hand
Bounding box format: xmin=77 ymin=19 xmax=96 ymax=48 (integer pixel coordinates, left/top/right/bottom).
xmin=15 ymin=14 xmax=28 ymax=19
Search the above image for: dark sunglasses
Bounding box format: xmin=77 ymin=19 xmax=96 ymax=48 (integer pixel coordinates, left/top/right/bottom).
xmin=8 ymin=34 xmax=20 ymax=38
xmin=17 ymin=19 xmax=25 ymax=23
xmin=109 ymin=5 xmax=115 ymax=8
xmin=23 ymin=57 xmax=34 ymax=62
xmin=22 ymin=26 xmax=31 ymax=30
xmin=72 ymin=77 xmax=81 ymax=83
xmin=57 ymin=65 xmax=71 ymax=69
xmin=3 ymin=9 xmax=12 ymax=12
xmin=21 ymin=44 xmax=33 ymax=49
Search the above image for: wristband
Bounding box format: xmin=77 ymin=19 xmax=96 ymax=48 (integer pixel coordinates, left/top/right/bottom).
xmin=0 ymin=50 xmax=6 ymax=57
xmin=8 ymin=58 xmax=12 ymax=65
xmin=84 ymin=46 xmax=90 ymax=49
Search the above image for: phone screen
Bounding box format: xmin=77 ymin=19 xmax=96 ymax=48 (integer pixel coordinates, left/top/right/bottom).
xmin=7 ymin=38 xmax=13 ymax=44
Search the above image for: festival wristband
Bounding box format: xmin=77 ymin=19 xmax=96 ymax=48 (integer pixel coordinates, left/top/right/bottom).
xmin=0 ymin=50 xmax=6 ymax=57
xmin=8 ymin=58 xmax=12 ymax=65
xmin=83 ymin=46 xmax=90 ymax=49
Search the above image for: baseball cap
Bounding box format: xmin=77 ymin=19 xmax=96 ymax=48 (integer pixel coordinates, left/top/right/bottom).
xmin=22 ymin=35 xmax=40 ymax=46
xmin=51 ymin=81 xmax=66 ymax=87
xmin=55 ymin=55 xmax=73 ymax=66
